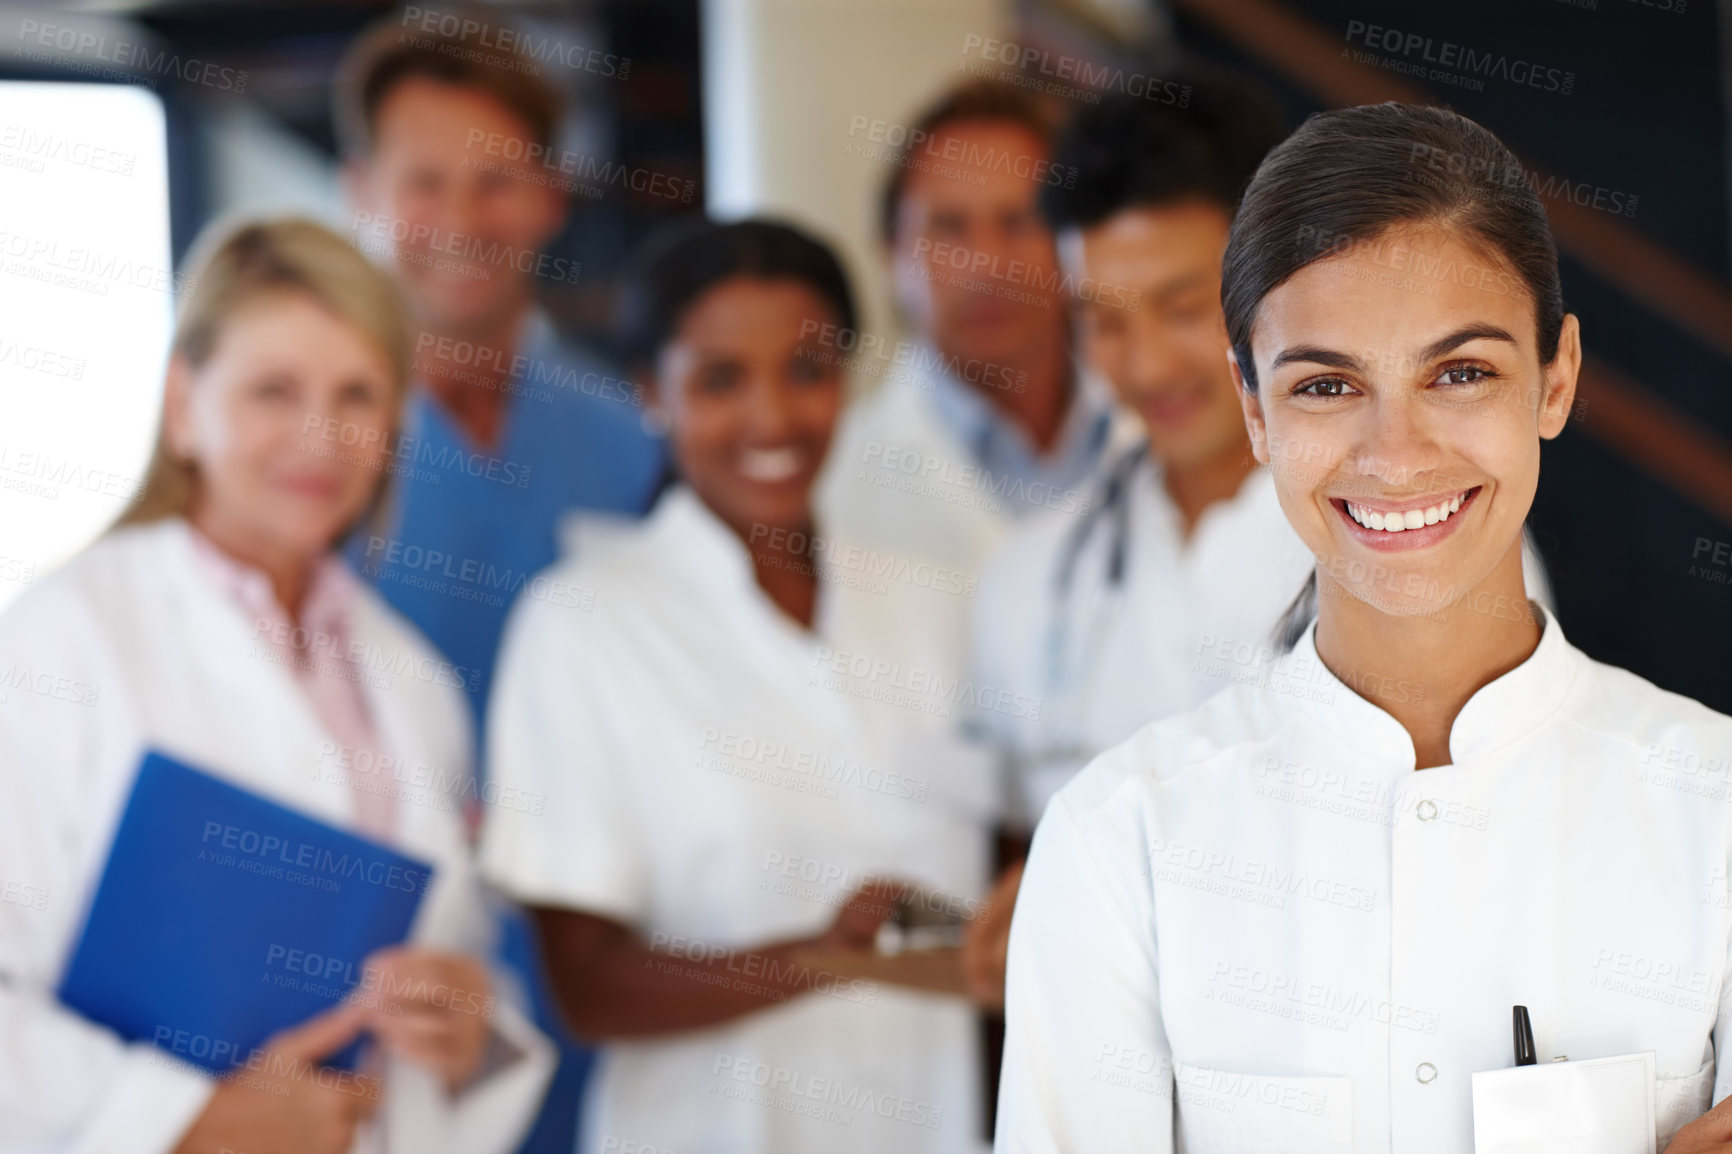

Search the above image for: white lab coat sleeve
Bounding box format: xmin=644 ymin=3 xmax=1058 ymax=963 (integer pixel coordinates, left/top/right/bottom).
xmin=378 ymin=720 xmax=556 ymax=1154
xmin=0 ymin=587 xmax=216 ymax=1154
xmin=1712 ymin=837 xmax=1732 ymax=1107
xmin=995 ymin=768 xmax=1172 ymax=1153
xmin=477 ymin=582 xmax=650 ymax=925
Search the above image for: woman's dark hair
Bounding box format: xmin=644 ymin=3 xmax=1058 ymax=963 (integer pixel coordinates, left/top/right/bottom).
xmin=616 ymin=217 xmax=859 ymax=371
xmin=1040 ymin=63 xmax=1285 ymax=231
xmin=1223 ymin=104 xmax=1565 ymax=649
xmin=1222 ymin=102 xmax=1564 ymax=395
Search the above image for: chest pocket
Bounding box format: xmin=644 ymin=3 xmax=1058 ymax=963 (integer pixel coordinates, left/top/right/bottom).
xmin=1656 ymin=1058 xmax=1714 ymax=1149
xmin=1174 ymin=1063 xmax=1352 ymax=1153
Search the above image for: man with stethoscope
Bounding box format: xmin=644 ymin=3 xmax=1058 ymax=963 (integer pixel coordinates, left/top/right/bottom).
xmin=959 ymin=74 xmax=1553 ymax=1006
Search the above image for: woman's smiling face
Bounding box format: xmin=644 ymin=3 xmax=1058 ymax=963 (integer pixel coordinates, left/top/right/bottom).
xmin=1235 ymin=224 xmax=1580 ymax=617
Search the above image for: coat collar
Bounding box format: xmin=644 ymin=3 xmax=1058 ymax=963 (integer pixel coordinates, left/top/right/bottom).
xmin=1287 ymin=602 xmax=1581 ymax=769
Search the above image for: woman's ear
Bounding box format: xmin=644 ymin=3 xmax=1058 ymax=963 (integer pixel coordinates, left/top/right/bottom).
xmin=1228 ymin=350 xmax=1270 ymax=465
xmin=1537 ymin=313 xmax=1582 ymax=441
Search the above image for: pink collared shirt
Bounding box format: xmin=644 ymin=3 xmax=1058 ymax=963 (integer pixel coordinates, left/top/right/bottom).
xmin=188 ymin=524 xmax=397 ymax=840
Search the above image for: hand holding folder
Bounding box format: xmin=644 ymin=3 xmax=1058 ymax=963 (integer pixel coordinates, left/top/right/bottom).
xmin=56 ymin=751 xmax=434 ymax=1076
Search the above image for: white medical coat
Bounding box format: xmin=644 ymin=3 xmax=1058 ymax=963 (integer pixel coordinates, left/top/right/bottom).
xmin=0 ymin=518 xmax=553 ymax=1154
xmin=481 ymin=487 xmax=992 ymax=1154
xmin=998 ymin=607 xmax=1732 ymax=1152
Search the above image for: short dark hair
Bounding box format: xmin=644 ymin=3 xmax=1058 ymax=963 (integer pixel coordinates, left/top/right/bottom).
xmin=877 ymin=79 xmax=1059 ymax=246
xmin=617 ymin=218 xmax=859 ymax=371
xmin=335 ymin=7 xmax=564 ymax=159
xmin=1040 ymin=65 xmax=1285 ymax=232
xmin=1222 ymin=102 xmax=1565 ymax=394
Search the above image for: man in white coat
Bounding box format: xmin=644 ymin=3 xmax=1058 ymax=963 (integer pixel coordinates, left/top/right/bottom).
xmin=817 ymin=79 xmax=1128 ymax=577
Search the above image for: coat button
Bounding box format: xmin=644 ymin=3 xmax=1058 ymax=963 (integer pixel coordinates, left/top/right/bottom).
xmin=1417 ymin=800 xmax=1439 ymax=822
xmin=1416 ymin=1062 xmax=1438 ymax=1083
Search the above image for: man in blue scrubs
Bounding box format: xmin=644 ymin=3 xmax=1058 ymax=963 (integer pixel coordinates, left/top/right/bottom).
xmin=336 ymin=17 xmax=665 ymax=726
xmin=333 ymin=18 xmax=665 ymax=1154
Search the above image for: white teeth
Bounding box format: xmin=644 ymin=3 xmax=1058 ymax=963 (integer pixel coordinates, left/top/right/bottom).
xmin=1345 ymin=491 xmax=1470 ymax=532
xmin=740 ymin=447 xmax=803 ymax=482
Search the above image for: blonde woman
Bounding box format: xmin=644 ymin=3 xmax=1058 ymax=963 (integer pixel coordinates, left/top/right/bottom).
xmin=0 ymin=218 xmax=552 ymax=1154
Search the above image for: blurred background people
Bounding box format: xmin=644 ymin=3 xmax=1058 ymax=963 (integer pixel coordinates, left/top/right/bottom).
xmin=335 ymin=12 xmax=665 ymax=729
xmin=0 ymin=217 xmax=552 ymax=1154
xmin=480 ymin=218 xmax=990 ymax=1154
xmin=959 ymin=73 xmax=1313 ymax=1006
xmin=818 ymin=79 xmax=1131 ymax=573
xmin=334 ymin=18 xmax=669 ymax=1149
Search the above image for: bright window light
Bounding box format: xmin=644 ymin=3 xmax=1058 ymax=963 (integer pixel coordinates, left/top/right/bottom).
xmin=0 ymin=81 xmax=172 ymax=611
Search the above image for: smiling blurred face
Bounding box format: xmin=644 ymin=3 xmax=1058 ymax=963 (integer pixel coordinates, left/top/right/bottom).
xmin=350 ymin=77 xmax=564 ymax=336
xmin=890 ymin=120 xmax=1065 ymax=366
xmin=168 ymin=292 xmax=398 ymax=563
xmin=653 ymin=278 xmax=846 ymax=541
xmin=1070 ymin=200 xmax=1244 ymax=470
xmin=1236 ymin=225 xmax=1578 ymax=617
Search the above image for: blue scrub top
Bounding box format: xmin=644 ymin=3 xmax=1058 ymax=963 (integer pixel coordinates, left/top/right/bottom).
xmin=347 ymin=313 xmax=665 ymax=726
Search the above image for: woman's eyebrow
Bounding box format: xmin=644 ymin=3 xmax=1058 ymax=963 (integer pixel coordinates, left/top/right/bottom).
xmin=1269 ymin=324 xmax=1519 ymax=375
xmin=1415 ymin=324 xmax=1518 ymax=363
xmin=1270 ymin=344 xmax=1365 ymax=372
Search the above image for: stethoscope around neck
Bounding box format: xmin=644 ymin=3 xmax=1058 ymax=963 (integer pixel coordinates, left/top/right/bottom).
xmin=1030 ymin=441 xmax=1150 ymax=774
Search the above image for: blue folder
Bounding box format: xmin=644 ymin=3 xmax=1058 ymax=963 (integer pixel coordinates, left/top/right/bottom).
xmin=57 ymin=750 xmax=434 ymax=1075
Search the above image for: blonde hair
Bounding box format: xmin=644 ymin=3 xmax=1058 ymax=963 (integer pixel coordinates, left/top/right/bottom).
xmin=117 ymin=216 xmax=412 ymax=529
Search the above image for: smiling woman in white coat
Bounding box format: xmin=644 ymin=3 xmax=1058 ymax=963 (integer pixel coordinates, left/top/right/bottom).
xmin=0 ymin=218 xmax=552 ymax=1154
xmin=997 ymin=104 xmax=1732 ymax=1154
xmin=479 ymin=218 xmax=991 ymax=1154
